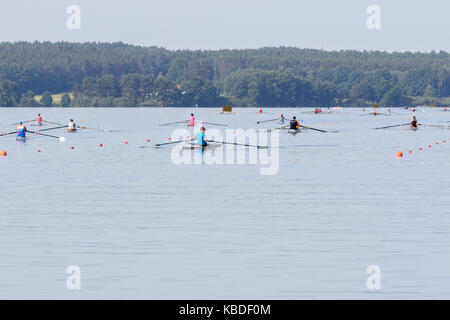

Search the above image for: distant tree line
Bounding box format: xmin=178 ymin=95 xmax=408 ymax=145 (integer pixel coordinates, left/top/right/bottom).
xmin=0 ymin=42 xmax=449 ymax=107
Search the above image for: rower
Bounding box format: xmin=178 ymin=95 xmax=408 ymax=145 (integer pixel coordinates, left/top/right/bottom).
xmin=410 ymin=116 xmax=418 ymax=128
xmin=17 ymin=122 xmax=27 ymax=138
xmin=290 ymin=117 xmax=299 ymax=130
xmin=189 ymin=113 xmax=195 ymax=127
xmin=387 ymin=109 xmax=391 ymax=115
xmin=36 ymin=113 xmax=43 ymax=126
xmin=279 ymin=114 xmax=286 ymax=123
xmin=68 ymin=119 xmax=77 ymax=132
xmin=259 ymin=108 xmax=262 ymax=114
xmin=196 ymin=127 xmax=208 ymax=147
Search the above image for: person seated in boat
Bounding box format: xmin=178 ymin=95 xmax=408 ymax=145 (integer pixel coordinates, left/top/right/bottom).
xmin=387 ymin=109 xmax=391 ymax=115
xmin=410 ymin=116 xmax=418 ymax=128
xmin=68 ymin=119 xmax=77 ymax=132
xmin=17 ymin=122 xmax=27 ymax=138
xmin=290 ymin=117 xmax=299 ymax=130
xmin=279 ymin=114 xmax=286 ymax=122
xmin=36 ymin=113 xmax=43 ymax=126
xmin=196 ymin=127 xmax=208 ymax=147
xmin=189 ymin=113 xmax=195 ymax=127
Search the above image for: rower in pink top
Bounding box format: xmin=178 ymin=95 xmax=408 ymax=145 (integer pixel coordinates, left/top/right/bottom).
xmin=36 ymin=113 xmax=43 ymax=126
xmin=189 ymin=113 xmax=195 ymax=126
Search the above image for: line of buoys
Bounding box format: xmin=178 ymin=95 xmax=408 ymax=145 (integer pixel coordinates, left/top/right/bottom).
xmin=397 ymin=138 xmax=448 ymax=158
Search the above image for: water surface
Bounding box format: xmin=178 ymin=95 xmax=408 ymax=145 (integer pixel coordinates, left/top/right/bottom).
xmin=1 ymin=107 xmax=449 ymax=299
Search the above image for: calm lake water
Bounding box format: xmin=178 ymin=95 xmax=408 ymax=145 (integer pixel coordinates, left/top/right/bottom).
xmin=1 ymin=107 xmax=450 ymax=299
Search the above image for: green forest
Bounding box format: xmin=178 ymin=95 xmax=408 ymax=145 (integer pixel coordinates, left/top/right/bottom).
xmin=0 ymin=42 xmax=449 ymax=108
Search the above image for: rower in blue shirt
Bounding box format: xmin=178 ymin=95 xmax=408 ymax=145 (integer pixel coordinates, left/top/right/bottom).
xmin=17 ymin=122 xmax=27 ymax=138
xmin=196 ymin=127 xmax=208 ymax=147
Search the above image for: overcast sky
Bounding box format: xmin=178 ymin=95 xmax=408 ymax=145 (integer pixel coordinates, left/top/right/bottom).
xmin=0 ymin=0 xmax=448 ymax=52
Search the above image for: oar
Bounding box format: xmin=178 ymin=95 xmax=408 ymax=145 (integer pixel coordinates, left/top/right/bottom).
xmin=199 ymin=121 xmax=228 ymax=127
xmin=43 ymin=120 xmax=64 ymax=126
xmin=35 ymin=125 xmax=68 ymax=132
xmin=375 ymin=123 xmax=409 ymax=130
xmin=153 ymin=138 xmax=195 ymax=148
xmin=422 ymin=124 xmax=448 ymax=128
xmin=76 ymin=125 xmax=111 ymax=132
xmin=257 ymin=118 xmax=279 ymax=124
xmin=1 ymin=131 xmax=18 ymax=137
xmin=28 ymin=130 xmax=66 ymax=141
xmin=208 ymin=140 xmax=268 ymax=149
xmin=299 ymin=124 xmax=327 ymax=133
xmin=158 ymin=120 xmax=188 ymax=126
xmin=44 ymin=120 xmax=110 ymax=132
xmin=9 ymin=119 xmax=34 ymax=125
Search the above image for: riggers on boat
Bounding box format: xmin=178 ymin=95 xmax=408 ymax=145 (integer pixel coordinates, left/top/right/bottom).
xmin=67 ymin=128 xmax=77 ymax=133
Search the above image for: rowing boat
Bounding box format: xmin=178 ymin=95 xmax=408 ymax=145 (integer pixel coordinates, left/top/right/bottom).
xmin=287 ymin=129 xmax=301 ymax=135
xmin=182 ymin=142 xmax=222 ymax=150
xmin=16 ymin=136 xmax=26 ymax=142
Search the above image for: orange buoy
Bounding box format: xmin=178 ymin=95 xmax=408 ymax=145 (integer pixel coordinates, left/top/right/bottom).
xmin=99 ymin=144 xmax=103 ymax=147
xmin=37 ymin=150 xmax=41 ymax=153
xmin=168 ymin=137 xmax=172 ymax=141
xmin=147 ymin=139 xmax=150 ymax=142
xmin=419 ymin=148 xmax=423 ymax=150
xmin=125 ymin=141 xmax=128 ymax=144
xmin=428 ymin=145 xmax=432 ymax=148
xmin=0 ymin=150 xmax=7 ymax=157
xmin=396 ymin=151 xmax=403 ymax=157
xmin=408 ymin=150 xmax=412 ymax=154
xmin=71 ymin=146 xmax=74 ymax=150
